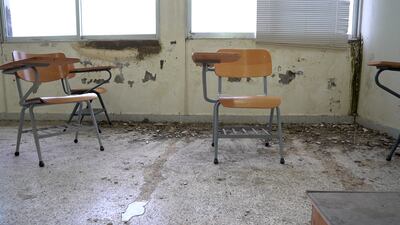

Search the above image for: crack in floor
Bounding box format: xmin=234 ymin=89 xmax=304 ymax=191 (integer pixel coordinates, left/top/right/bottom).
xmin=136 ymin=140 xmax=178 ymax=201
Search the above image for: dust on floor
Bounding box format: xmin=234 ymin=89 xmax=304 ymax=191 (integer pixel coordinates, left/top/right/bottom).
xmin=0 ymin=121 xmax=399 ymax=225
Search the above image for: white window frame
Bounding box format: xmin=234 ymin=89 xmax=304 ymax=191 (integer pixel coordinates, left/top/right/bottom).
xmin=0 ymin=0 xmax=160 ymax=42
xmin=187 ymin=0 xmax=256 ymax=39
xmin=187 ymin=0 xmax=361 ymax=41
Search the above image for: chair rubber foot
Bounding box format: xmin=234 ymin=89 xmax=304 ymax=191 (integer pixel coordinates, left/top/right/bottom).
xmin=214 ymin=158 xmax=219 ymax=164
xmin=211 ymin=143 xmax=214 ymax=147
xmin=63 ymin=129 xmax=67 ymax=132
xmin=386 ymin=156 xmax=392 ymax=161
xmin=98 ymin=129 xmax=102 ymax=134
xmin=14 ymin=152 xmax=19 ymax=156
xmin=39 ymin=161 xmax=45 ymax=167
xmin=100 ymin=146 xmax=104 ymax=151
xmin=280 ymin=158 xmax=285 ymax=164
xmin=265 ymin=142 xmax=270 ymax=147
xmin=74 ymin=139 xmax=78 ymax=143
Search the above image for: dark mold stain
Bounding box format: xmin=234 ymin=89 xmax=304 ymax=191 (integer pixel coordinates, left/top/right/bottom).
xmin=81 ymin=78 xmax=87 ymax=84
xmin=328 ymin=78 xmax=337 ymax=90
xmin=160 ymin=60 xmax=165 ymax=70
xmin=278 ymin=70 xmax=303 ymax=85
xmin=349 ymin=39 xmax=363 ymax=117
xmin=86 ymin=79 xmax=93 ymax=85
xmin=246 ymin=78 xmax=252 ymax=82
xmin=142 ymin=71 xmax=157 ymax=83
xmin=128 ymin=80 xmax=134 ymax=88
xmin=170 ymin=41 xmax=177 ymax=45
xmin=228 ymin=78 xmax=242 ymax=82
xmin=79 ymin=40 xmax=162 ymax=60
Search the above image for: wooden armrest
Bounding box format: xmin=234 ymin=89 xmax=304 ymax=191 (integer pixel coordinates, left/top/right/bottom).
xmin=192 ymin=52 xmax=240 ymax=66
xmin=0 ymin=57 xmax=80 ymax=74
xmin=368 ymin=61 xmax=400 ymax=70
xmin=69 ymin=66 xmax=115 ymax=73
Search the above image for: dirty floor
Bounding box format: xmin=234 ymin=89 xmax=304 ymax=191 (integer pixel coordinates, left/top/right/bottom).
xmin=0 ymin=121 xmax=400 ymax=225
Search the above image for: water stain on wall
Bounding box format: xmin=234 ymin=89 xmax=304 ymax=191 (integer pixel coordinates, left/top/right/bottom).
xmin=78 ymin=40 xmax=162 ymax=60
xmin=128 ymin=80 xmax=135 ymax=88
xmin=143 ymin=71 xmax=157 ymax=83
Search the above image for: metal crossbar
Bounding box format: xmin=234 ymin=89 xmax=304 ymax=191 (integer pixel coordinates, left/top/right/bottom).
xmin=219 ymin=126 xmax=272 ymax=139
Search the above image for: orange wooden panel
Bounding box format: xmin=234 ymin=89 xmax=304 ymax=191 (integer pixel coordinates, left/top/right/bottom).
xmin=368 ymin=61 xmax=400 ymax=70
xmin=219 ymin=95 xmax=281 ymax=109
xmin=192 ymin=52 xmax=241 ymax=66
xmin=12 ymin=51 xmax=73 ymax=82
xmin=311 ymin=205 xmax=329 ymax=225
xmin=215 ymin=49 xmax=272 ymax=78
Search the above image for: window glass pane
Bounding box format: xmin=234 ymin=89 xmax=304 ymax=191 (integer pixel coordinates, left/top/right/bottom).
xmin=4 ymin=0 xmax=76 ymax=37
xmin=191 ymin=0 xmax=256 ymax=33
xmin=81 ymin=0 xmax=156 ymax=36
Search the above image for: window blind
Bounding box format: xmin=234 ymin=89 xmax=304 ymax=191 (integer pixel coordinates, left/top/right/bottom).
xmin=256 ymin=0 xmax=350 ymax=47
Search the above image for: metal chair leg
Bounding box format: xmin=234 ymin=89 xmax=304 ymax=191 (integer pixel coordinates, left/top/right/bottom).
xmin=74 ymin=103 xmax=83 ymax=143
xmin=386 ymin=133 xmax=400 ymax=161
xmin=28 ymin=106 xmax=44 ymax=167
xmin=15 ymin=107 xmax=27 ymax=156
xmin=276 ymin=107 xmax=285 ymax=164
xmin=97 ymin=93 xmax=112 ymax=125
xmin=213 ymin=102 xmax=220 ymax=164
xmin=266 ymin=108 xmax=275 ymax=147
xmin=67 ymin=103 xmax=79 ymax=124
xmin=87 ymin=101 xmax=104 ymax=151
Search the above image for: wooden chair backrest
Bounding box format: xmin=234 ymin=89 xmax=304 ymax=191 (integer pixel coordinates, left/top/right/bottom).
xmin=12 ymin=51 xmax=68 ymax=82
xmin=215 ymin=49 xmax=272 ymax=78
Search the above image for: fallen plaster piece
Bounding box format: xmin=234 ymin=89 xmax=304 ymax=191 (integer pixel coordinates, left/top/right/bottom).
xmin=121 ymin=201 xmax=148 ymax=222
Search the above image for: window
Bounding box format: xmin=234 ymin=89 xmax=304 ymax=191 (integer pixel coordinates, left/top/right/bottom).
xmin=189 ymin=0 xmax=257 ymax=38
xmin=256 ymin=0 xmax=355 ymax=47
xmin=1 ymin=0 xmax=158 ymax=41
xmin=190 ymin=0 xmax=359 ymax=46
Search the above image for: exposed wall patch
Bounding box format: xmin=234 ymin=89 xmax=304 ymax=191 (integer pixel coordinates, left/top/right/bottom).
xmin=328 ymin=78 xmax=337 ymax=90
xmin=227 ymin=78 xmax=241 ymax=82
xmin=278 ymin=70 xmax=303 ymax=85
xmin=142 ymin=71 xmax=157 ymax=83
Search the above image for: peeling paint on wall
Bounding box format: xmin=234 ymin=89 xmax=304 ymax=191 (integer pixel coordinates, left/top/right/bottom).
xmin=160 ymin=60 xmax=165 ymax=70
xmin=328 ymin=78 xmax=337 ymax=90
xmin=228 ymin=78 xmax=241 ymax=82
xmin=278 ymin=70 xmax=303 ymax=85
xmin=78 ymin=40 xmax=162 ymax=60
xmin=114 ymin=74 xmax=125 ymax=84
xmin=81 ymin=59 xmax=93 ymax=66
xmin=329 ymin=98 xmax=341 ymax=112
xmin=142 ymin=71 xmax=156 ymax=83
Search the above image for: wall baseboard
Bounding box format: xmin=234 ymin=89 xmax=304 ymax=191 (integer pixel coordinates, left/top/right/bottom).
xmin=356 ymin=117 xmax=399 ymax=138
xmin=0 ymin=112 xmax=353 ymax=124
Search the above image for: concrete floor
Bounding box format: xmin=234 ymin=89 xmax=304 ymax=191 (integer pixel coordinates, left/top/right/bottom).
xmin=0 ymin=121 xmax=400 ymax=225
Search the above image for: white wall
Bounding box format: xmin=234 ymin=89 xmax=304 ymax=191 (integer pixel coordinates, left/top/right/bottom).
xmin=0 ymin=0 xmax=352 ymax=122
xmin=358 ymin=0 xmax=400 ymax=135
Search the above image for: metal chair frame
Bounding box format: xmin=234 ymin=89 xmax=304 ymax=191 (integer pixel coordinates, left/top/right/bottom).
xmin=199 ymin=60 xmax=284 ymax=165
xmin=374 ymin=67 xmax=400 ymax=161
xmin=62 ymin=68 xmax=113 ymax=126
xmin=2 ymin=56 xmax=104 ymax=167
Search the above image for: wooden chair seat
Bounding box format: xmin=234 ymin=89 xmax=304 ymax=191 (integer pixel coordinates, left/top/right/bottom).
xmin=26 ymin=93 xmax=97 ymax=105
xmin=219 ymin=95 xmax=281 ymax=109
xmin=71 ymin=87 xmax=107 ymax=94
